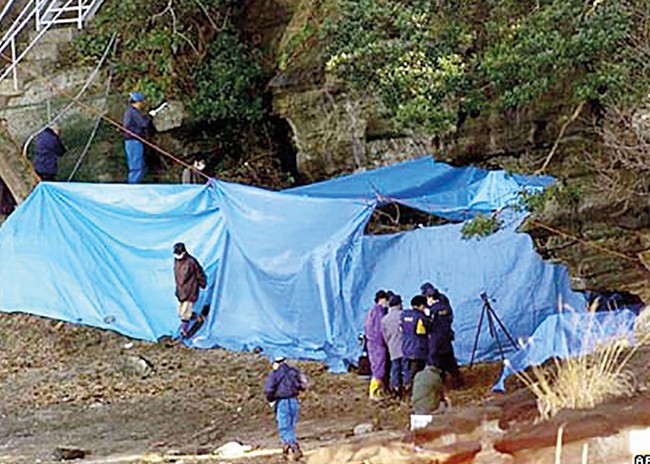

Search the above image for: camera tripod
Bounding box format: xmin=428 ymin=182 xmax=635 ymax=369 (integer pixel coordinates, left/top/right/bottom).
xmin=469 ymin=292 xmax=519 ymax=367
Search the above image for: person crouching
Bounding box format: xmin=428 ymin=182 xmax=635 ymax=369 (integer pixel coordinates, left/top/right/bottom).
xmin=264 ymin=356 xmax=306 ymax=460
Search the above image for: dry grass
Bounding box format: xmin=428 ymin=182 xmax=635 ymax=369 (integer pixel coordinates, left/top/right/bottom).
xmin=515 ymin=306 xmax=649 ymax=420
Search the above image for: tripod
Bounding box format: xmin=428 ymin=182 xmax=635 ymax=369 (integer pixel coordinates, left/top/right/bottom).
xmin=469 ymin=292 xmax=519 ymax=367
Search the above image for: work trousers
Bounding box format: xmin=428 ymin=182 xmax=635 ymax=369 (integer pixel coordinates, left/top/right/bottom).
xmin=366 ymin=339 xmax=387 ymax=382
xmin=177 ymin=301 xmax=194 ymax=321
xmin=389 ymin=357 xmax=409 ymax=390
xmin=275 ymin=397 xmax=299 ymax=445
xmin=124 ymin=140 xmax=144 ymax=184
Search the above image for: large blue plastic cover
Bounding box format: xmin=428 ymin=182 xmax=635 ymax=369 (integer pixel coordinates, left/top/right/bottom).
xmin=288 ymin=157 xmax=554 ymax=220
xmin=0 ymin=159 xmax=585 ymax=369
xmin=493 ymin=309 xmax=637 ymax=391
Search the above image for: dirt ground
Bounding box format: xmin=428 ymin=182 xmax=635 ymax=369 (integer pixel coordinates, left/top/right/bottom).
xmin=0 ymin=313 xmax=503 ymax=464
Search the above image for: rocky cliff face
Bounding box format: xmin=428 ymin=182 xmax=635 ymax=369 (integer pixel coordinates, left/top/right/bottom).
xmin=243 ymin=0 xmax=650 ymax=299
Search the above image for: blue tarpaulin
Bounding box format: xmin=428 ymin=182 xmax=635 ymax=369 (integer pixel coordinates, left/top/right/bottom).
xmin=0 ymin=158 xmax=586 ymax=369
xmin=288 ymin=157 xmax=554 ymax=220
xmin=493 ymin=309 xmax=637 ymax=392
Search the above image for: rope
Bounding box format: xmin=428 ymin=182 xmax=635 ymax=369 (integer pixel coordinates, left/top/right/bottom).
xmin=22 ymin=32 xmax=118 ymax=158
xmin=0 ymin=34 xmax=210 ymax=181
xmin=67 ymin=55 xmax=113 ymax=181
xmin=528 ymin=219 xmax=640 ymax=263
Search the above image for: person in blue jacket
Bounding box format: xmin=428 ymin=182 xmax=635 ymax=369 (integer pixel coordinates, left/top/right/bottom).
xmin=123 ymin=92 xmax=153 ymax=184
xmin=401 ymin=295 xmax=429 ymax=392
xmin=424 ymin=286 xmax=463 ymax=388
xmin=33 ymin=125 xmax=66 ymax=181
xmin=264 ymin=355 xmax=306 ymax=460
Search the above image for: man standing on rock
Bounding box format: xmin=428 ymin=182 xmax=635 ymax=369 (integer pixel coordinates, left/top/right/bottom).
xmin=33 ymin=124 xmax=66 ymax=181
xmin=123 ymin=92 xmax=153 ymax=184
xmin=264 ymin=355 xmax=305 ymax=460
xmin=364 ymin=290 xmax=389 ymax=400
xmin=173 ymin=242 xmax=207 ymax=338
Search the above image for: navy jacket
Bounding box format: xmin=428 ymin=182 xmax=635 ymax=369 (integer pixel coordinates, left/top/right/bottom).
xmin=400 ymin=308 xmax=428 ymax=361
xmin=427 ymin=300 xmax=455 ymax=365
xmin=33 ymin=128 xmax=65 ymax=175
xmin=123 ymin=105 xmax=152 ymax=140
xmin=264 ymin=363 xmax=304 ymax=402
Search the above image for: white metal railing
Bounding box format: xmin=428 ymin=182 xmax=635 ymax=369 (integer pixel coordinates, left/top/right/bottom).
xmin=0 ymin=0 xmax=105 ymax=91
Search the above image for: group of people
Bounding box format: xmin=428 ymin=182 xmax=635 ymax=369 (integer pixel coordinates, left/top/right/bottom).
xmin=29 ymin=91 xmax=207 ymax=184
xmin=364 ymin=282 xmax=462 ymax=403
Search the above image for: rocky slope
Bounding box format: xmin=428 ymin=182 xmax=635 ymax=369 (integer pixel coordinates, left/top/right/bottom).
xmin=247 ymin=0 xmax=650 ymax=300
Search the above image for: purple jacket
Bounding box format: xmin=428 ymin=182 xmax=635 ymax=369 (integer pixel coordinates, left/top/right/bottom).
xmin=264 ymin=363 xmax=304 ymax=402
xmin=364 ymin=303 xmax=386 ymax=345
xmin=382 ymin=307 xmax=403 ymax=361
xmin=33 ymin=128 xmax=66 ymax=175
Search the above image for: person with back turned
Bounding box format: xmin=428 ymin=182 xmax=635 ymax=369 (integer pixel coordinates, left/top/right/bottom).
xmin=264 ymin=355 xmax=306 ymax=461
xmin=424 ymin=285 xmax=463 ymax=388
xmin=401 ymin=295 xmax=429 ymax=394
xmin=33 ymin=124 xmax=66 ymax=181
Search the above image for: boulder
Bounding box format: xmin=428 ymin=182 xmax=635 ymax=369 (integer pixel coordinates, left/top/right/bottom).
xmin=353 ymin=423 xmax=375 ymax=436
xmin=121 ymin=355 xmax=155 ymax=377
xmin=152 ymin=100 xmax=186 ymax=133
xmin=52 ymin=446 xmax=88 ymax=460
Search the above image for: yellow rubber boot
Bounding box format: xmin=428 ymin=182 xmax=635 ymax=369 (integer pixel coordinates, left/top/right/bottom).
xmin=369 ymin=378 xmax=383 ymax=400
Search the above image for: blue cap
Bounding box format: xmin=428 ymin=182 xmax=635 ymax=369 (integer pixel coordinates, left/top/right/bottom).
xmin=129 ymin=91 xmax=145 ymax=102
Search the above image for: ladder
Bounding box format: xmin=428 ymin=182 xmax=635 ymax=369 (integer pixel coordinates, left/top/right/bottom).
xmin=0 ymin=0 xmax=105 ymax=91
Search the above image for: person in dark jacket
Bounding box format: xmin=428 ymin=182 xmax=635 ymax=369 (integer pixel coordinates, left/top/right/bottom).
xmin=401 ymin=295 xmax=429 ymax=392
xmin=424 ymin=287 xmax=463 ymax=388
xmin=264 ymin=356 xmax=305 ymax=460
xmin=173 ymin=242 xmax=207 ymax=337
xmin=364 ymin=289 xmax=389 ymax=400
xmin=123 ymin=92 xmax=153 ymax=184
xmin=33 ymin=125 xmax=66 ymax=181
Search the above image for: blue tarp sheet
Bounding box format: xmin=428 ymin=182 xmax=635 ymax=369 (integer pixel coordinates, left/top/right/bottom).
xmin=288 ymin=157 xmax=554 ymax=220
xmin=493 ymin=309 xmax=637 ymax=392
xmin=0 ymin=158 xmax=586 ymax=369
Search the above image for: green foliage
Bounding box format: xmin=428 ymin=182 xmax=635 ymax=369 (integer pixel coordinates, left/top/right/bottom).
xmin=67 ymin=0 xmax=262 ymax=123
xmin=481 ymin=0 xmax=633 ymax=108
xmin=324 ymin=0 xmax=641 ymax=135
xmin=517 ymin=183 xmax=582 ymax=214
xmin=192 ymin=33 xmax=263 ymax=123
xmin=278 ymin=24 xmax=317 ymax=71
xmin=461 ymin=213 xmax=503 ymax=239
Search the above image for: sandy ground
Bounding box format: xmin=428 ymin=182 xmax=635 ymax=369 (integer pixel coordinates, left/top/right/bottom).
xmin=0 ymin=313 xmax=503 ymax=464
